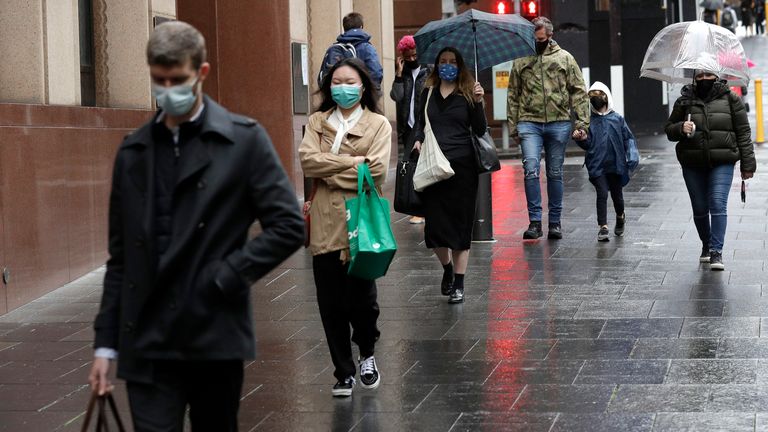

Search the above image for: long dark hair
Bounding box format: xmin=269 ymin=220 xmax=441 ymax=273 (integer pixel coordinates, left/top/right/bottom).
xmin=425 ymin=47 xmax=475 ymax=105
xmin=316 ymin=58 xmax=381 ymax=114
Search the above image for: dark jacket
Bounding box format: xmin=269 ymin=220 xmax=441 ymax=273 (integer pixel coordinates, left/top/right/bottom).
xmin=390 ymin=65 xmax=431 ymax=152
xmin=337 ymin=29 xmax=383 ymax=85
xmin=93 ymin=96 xmax=304 ymax=383
xmin=665 ymin=81 xmax=756 ymax=172
xmin=576 ymin=82 xmax=639 ymax=186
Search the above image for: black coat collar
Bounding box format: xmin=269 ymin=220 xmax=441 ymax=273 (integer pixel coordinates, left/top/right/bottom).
xmin=123 ymin=95 xmax=235 ymax=149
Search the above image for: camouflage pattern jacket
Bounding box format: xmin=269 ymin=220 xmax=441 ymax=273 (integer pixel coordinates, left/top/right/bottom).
xmin=506 ymin=40 xmax=590 ymax=137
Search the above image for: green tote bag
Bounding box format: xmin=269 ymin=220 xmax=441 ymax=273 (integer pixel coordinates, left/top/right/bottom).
xmin=345 ymin=163 xmax=397 ymax=280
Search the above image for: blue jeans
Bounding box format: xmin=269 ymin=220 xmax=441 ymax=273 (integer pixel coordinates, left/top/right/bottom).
xmin=681 ymin=164 xmax=735 ymax=252
xmin=518 ymin=121 xmax=572 ymax=224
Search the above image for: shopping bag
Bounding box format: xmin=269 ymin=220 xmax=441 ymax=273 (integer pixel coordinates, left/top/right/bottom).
xmin=345 ymin=163 xmax=397 ymax=280
xmin=393 ymin=154 xmax=424 ymax=216
xmin=81 ymin=392 xmax=126 ymax=432
xmin=413 ymin=87 xmax=454 ymax=191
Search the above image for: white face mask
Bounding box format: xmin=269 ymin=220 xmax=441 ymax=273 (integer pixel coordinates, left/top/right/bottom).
xmin=152 ymin=76 xmax=199 ymax=116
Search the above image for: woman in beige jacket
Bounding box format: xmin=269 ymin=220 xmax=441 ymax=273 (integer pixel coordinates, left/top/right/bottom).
xmin=299 ymin=58 xmax=391 ymax=398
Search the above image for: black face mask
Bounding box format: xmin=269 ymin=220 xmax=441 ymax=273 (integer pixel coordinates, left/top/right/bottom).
xmin=404 ymin=60 xmax=420 ymax=70
xmin=536 ymin=40 xmax=549 ymax=55
xmin=695 ymin=79 xmax=716 ymax=99
xmin=590 ymin=96 xmax=607 ymax=110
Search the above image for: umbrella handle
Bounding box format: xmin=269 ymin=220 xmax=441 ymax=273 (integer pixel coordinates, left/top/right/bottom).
xmin=472 ymin=20 xmax=478 ymax=81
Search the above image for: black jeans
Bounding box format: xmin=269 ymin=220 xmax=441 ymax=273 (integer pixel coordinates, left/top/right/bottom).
xmin=590 ymin=173 xmax=625 ymax=226
xmin=313 ymin=250 xmax=380 ymax=381
xmin=126 ymin=360 xmax=244 ymax=432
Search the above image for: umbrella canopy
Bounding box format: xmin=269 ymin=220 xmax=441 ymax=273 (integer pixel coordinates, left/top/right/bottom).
xmin=414 ymin=9 xmax=535 ymax=77
xmin=699 ymin=0 xmax=724 ymax=9
xmin=640 ymin=20 xmax=750 ymax=86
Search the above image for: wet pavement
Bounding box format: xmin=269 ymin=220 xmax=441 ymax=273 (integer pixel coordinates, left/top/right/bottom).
xmin=2 ymin=35 xmax=768 ymax=432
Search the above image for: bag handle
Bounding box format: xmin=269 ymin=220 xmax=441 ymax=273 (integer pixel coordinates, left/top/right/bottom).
xmin=356 ymin=163 xmax=379 ymax=198
xmin=81 ymin=393 xmax=126 ymax=432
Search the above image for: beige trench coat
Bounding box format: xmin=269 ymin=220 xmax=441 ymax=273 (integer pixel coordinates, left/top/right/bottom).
xmin=299 ymin=107 xmax=392 ymax=259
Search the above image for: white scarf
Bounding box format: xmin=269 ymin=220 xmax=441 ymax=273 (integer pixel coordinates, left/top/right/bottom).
xmin=328 ymin=106 xmax=363 ymax=154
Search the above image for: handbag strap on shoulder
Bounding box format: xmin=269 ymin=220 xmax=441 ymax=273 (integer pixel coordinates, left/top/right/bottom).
xmin=424 ymin=87 xmax=434 ymax=131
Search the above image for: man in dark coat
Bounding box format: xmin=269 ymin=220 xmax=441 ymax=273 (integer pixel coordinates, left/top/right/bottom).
xmin=88 ymin=21 xmax=304 ymax=431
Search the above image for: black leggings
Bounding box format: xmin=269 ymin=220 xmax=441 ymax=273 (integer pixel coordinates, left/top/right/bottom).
xmin=590 ymin=173 xmax=625 ymax=226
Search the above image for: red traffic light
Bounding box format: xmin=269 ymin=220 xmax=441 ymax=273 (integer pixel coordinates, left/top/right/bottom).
xmin=521 ymin=0 xmax=539 ymax=19
xmin=495 ymin=1 xmax=511 ymax=14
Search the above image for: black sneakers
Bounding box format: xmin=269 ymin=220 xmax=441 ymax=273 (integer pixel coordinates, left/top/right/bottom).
xmin=710 ymin=251 xmax=724 ymax=271
xmin=448 ymin=287 xmax=464 ymax=304
xmin=597 ymin=226 xmax=610 ymax=242
xmin=615 ymin=213 xmax=626 ymax=236
xmin=332 ymin=376 xmax=355 ymax=397
xmin=523 ymin=221 xmax=543 ymax=239
xmin=359 ymin=356 xmax=380 ymax=389
xmin=547 ymin=223 xmax=563 ymax=240
xmin=699 ymin=245 xmax=710 ymax=263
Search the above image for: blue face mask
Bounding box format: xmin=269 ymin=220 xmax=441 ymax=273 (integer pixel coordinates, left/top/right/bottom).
xmin=152 ymin=77 xmax=199 ymax=117
xmin=331 ymin=84 xmax=363 ymax=109
xmin=438 ymin=63 xmax=459 ymax=82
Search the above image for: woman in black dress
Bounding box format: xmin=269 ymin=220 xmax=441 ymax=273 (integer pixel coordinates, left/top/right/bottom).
xmin=412 ymin=46 xmax=486 ymax=304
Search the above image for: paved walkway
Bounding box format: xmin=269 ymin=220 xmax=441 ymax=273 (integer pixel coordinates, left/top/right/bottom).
xmin=2 ymin=34 xmax=768 ymax=432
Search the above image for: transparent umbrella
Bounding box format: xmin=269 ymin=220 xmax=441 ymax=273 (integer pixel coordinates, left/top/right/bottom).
xmin=640 ymin=20 xmax=750 ymax=86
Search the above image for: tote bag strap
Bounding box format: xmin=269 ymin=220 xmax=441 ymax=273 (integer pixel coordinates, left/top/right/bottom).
xmin=424 ymin=87 xmax=434 ymax=131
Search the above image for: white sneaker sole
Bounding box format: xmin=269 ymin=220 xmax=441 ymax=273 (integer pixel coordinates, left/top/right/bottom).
xmin=332 ymin=388 xmax=353 ymax=397
xmin=710 ymin=263 xmax=725 ymax=271
xmin=699 ymin=256 xmax=710 ymax=263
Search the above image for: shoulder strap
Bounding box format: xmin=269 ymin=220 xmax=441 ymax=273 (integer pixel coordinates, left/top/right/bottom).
xmin=424 ymin=87 xmax=433 ymax=130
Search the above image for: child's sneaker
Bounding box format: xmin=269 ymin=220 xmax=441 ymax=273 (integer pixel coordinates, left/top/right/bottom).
xmin=358 ymin=356 xmax=380 ymax=389
xmin=699 ymin=245 xmax=710 ymax=263
xmin=332 ymin=376 xmax=355 ymax=397
xmin=597 ymin=226 xmax=610 ymax=242
xmin=615 ymin=213 xmax=625 ymax=236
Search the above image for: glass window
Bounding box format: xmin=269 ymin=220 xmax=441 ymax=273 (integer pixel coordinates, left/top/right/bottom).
xmin=78 ymin=0 xmax=96 ymax=106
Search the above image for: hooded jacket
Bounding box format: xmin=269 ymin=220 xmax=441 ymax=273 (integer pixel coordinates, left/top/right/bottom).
xmin=576 ymin=82 xmax=639 ymax=185
xmin=336 ymin=29 xmax=384 ymax=86
xmin=506 ymin=40 xmax=590 ymax=137
xmin=665 ymin=80 xmax=756 ymax=172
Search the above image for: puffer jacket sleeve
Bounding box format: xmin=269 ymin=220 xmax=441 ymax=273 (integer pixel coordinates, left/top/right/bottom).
xmin=729 ymin=93 xmax=756 ymax=172
xmin=665 ymin=98 xmax=687 ymax=142
xmin=359 ymin=43 xmax=384 ymax=86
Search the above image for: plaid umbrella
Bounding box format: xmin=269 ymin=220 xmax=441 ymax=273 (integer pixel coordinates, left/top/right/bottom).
xmin=414 ymin=8 xmax=536 ymax=79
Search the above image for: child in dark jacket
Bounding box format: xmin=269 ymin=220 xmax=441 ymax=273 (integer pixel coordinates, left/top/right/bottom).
xmin=575 ymin=81 xmax=639 ymax=241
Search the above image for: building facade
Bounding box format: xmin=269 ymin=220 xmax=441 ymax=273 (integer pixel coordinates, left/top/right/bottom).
xmin=0 ymin=0 xmax=395 ymax=313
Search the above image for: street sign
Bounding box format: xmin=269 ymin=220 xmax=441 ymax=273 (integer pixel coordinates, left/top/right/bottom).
xmin=492 ymin=61 xmax=513 ymax=121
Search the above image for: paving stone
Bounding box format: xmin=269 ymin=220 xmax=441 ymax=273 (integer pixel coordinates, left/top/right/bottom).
xmin=652 ymin=412 xmax=755 ymax=432
xmin=665 ymin=359 xmax=757 ymax=384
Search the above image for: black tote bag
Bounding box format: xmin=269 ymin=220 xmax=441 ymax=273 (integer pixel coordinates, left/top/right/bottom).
xmin=393 ymin=154 xmax=424 ymax=217
xmin=472 ymin=129 xmax=501 ymax=173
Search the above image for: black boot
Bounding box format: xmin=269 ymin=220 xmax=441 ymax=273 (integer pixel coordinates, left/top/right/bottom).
xmin=523 ymin=221 xmax=543 ymax=239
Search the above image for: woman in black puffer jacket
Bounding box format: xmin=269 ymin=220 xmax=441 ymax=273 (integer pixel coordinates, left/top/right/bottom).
xmin=665 ymin=70 xmax=756 ymax=271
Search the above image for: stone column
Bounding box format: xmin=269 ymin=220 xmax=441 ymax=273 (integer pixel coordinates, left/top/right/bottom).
xmin=93 ymin=0 xmax=152 ymax=109
xmin=45 ymin=0 xmax=81 ymax=105
xmin=0 ymin=0 xmax=46 ymax=103
xmin=355 ymin=0 xmax=396 ymax=120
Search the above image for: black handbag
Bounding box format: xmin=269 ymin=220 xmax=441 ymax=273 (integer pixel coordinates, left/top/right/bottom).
xmin=394 ymin=153 xmax=424 ymax=217
xmin=472 ymin=129 xmax=501 ymax=173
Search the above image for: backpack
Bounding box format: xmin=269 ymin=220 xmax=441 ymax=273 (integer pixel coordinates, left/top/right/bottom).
xmin=721 ymin=10 xmax=734 ymax=28
xmin=317 ymin=42 xmax=357 ymax=87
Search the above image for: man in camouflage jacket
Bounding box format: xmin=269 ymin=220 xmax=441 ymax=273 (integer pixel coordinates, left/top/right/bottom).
xmin=507 ymin=17 xmax=589 ymax=240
